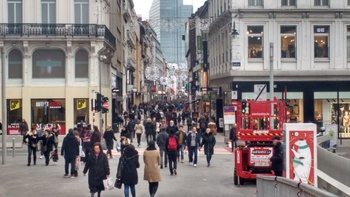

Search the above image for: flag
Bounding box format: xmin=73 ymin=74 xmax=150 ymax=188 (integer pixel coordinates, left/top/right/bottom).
xmin=77 ymin=99 xmax=86 ymax=110
xmin=10 ymin=100 xmax=20 ymax=111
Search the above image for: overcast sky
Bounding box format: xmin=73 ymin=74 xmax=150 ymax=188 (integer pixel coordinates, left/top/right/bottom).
xmin=133 ymin=0 xmax=207 ymax=19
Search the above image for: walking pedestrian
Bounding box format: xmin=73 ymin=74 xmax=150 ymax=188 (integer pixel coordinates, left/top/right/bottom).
xmin=83 ymin=142 xmax=110 ymax=197
xmin=166 ymin=120 xmax=178 ymax=135
xmin=61 ymin=128 xmax=79 ymax=178
xmin=19 ymin=118 xmax=29 ymax=136
xmin=38 ymin=129 xmax=57 ymax=166
xmin=269 ymin=136 xmax=283 ymax=176
xmin=120 ymin=125 xmax=131 ymax=153
xmin=200 ymin=128 xmax=216 ymax=167
xmin=143 ymin=141 xmax=161 ymax=197
xmin=117 ymin=144 xmax=140 ymax=197
xmin=103 ymin=125 xmax=117 ymax=159
xmin=156 ymin=128 xmax=168 ymax=169
xmin=175 ymin=125 xmax=187 ymax=163
xmin=144 ymin=118 xmax=155 ymax=143
xmin=165 ymin=130 xmax=179 ymax=175
xmin=80 ymin=127 xmax=92 ymax=163
xmin=23 ymin=126 xmax=39 ymax=166
xmin=90 ymin=126 xmax=101 ymax=149
xmin=73 ymin=130 xmax=82 ymax=177
xmin=134 ymin=120 xmax=144 ymax=147
xmin=186 ymin=126 xmax=201 ymax=167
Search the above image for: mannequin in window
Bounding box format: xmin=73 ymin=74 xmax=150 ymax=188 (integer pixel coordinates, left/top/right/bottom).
xmin=343 ymin=111 xmax=349 ymax=133
xmin=250 ymin=47 xmax=257 ymax=58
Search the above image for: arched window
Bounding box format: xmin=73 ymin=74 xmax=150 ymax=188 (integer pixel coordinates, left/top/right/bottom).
xmin=75 ymin=49 xmax=88 ymax=78
xmin=32 ymin=49 xmax=65 ymax=78
xmin=8 ymin=49 xmax=22 ymax=79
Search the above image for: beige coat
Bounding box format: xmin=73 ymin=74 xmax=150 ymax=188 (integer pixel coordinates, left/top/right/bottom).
xmin=143 ymin=150 xmax=161 ymax=182
xmin=134 ymin=124 xmax=144 ymax=134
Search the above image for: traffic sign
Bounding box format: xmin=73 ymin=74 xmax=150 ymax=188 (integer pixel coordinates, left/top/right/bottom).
xmin=102 ymin=102 xmax=109 ymax=109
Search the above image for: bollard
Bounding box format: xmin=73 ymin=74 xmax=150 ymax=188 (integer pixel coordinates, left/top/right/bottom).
xmin=12 ymin=138 xmax=15 ymax=157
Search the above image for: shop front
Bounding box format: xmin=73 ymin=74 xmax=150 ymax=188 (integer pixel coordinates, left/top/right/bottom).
xmin=7 ymin=99 xmax=22 ymax=135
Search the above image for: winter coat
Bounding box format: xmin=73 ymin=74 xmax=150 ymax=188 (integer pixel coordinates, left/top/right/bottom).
xmin=127 ymin=119 xmax=137 ymax=132
xmin=175 ymin=131 xmax=187 ymax=145
xmin=19 ymin=122 xmax=29 ymax=135
xmin=156 ymin=130 xmax=168 ymax=150
xmin=103 ymin=130 xmax=117 ymax=150
xmin=23 ymin=131 xmax=39 ymax=148
xmin=144 ymin=122 xmax=155 ymax=135
xmin=201 ymin=132 xmax=216 ymax=155
xmin=61 ymin=133 xmax=79 ymax=158
xmin=117 ymin=146 xmax=140 ymax=185
xmin=186 ymin=132 xmax=201 ymax=148
xmin=166 ymin=125 xmax=178 ymax=135
xmin=270 ymin=142 xmax=284 ymax=172
xmin=38 ymin=133 xmax=56 ymax=152
xmin=143 ymin=150 xmax=161 ymax=183
xmin=134 ymin=124 xmax=144 ymax=134
xmin=83 ymin=150 xmax=110 ymax=188
xmin=90 ymin=131 xmax=101 ymax=148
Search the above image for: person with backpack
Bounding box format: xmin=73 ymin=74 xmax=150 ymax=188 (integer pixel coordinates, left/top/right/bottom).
xmin=165 ymin=130 xmax=179 ymax=175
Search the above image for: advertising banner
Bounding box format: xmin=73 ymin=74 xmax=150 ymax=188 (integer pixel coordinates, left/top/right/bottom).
xmin=249 ymin=147 xmax=273 ymax=167
xmin=223 ymin=106 xmax=235 ymax=124
xmin=7 ymin=123 xmax=20 ymax=135
xmin=284 ymin=123 xmax=317 ymax=186
xmin=325 ymin=124 xmax=338 ymax=148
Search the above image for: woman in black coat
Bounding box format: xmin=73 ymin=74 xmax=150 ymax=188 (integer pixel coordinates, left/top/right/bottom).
xmin=117 ymin=144 xmax=139 ymax=197
xmin=200 ymin=128 xmax=216 ymax=167
xmin=103 ymin=125 xmax=117 ymax=159
xmin=83 ymin=142 xmax=110 ymax=197
xmin=120 ymin=125 xmax=130 ymax=153
xmin=23 ymin=127 xmax=39 ymax=166
xmin=37 ymin=129 xmax=57 ymax=166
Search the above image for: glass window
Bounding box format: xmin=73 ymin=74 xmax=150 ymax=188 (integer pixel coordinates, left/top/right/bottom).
xmin=8 ymin=49 xmax=22 ymax=79
xmin=74 ymin=98 xmax=89 ymax=124
xmin=248 ymin=0 xmax=263 ymax=6
xmin=8 ymin=0 xmax=22 ymax=23
xmin=348 ymin=0 xmax=350 ymax=5
xmin=314 ymin=26 xmax=329 ymax=58
xmin=75 ymin=50 xmax=89 ymax=78
xmin=32 ymin=49 xmax=65 ymax=78
xmin=7 ymin=99 xmax=22 ymax=135
xmin=41 ymin=0 xmax=56 ymax=23
xmin=247 ymin=26 xmax=264 ymax=58
xmin=281 ymin=0 xmax=296 ymax=6
xmin=347 ymin=27 xmax=350 ymax=59
xmin=314 ymin=0 xmax=329 ymax=6
xmin=74 ymin=0 xmax=89 ymax=24
xmin=281 ymin=26 xmax=296 ymax=59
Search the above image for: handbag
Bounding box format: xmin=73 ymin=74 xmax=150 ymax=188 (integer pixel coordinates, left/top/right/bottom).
xmin=79 ymin=139 xmax=85 ymax=158
xmin=114 ymin=178 xmax=122 ymax=189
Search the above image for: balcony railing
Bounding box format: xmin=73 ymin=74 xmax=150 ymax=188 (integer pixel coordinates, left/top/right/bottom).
xmin=0 ymin=23 xmax=116 ymax=49
xmin=127 ymin=57 xmax=136 ymax=72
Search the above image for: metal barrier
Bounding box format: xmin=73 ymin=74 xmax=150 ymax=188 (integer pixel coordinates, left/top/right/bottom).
xmin=256 ymin=176 xmax=339 ymax=197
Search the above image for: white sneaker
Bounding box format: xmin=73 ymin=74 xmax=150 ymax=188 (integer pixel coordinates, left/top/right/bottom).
xmin=39 ymin=156 xmax=43 ymax=159
xmin=193 ymin=164 xmax=197 ymax=167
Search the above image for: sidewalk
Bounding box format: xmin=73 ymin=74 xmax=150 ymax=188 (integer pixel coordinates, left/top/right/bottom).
xmin=335 ymin=139 xmax=350 ymax=159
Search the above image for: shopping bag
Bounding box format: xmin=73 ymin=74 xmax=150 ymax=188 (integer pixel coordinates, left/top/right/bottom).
xmin=79 ymin=139 xmax=85 ymax=157
xmin=101 ymin=140 xmax=107 ymax=150
xmin=116 ymin=142 xmax=121 ymax=152
xmin=103 ymin=177 xmax=114 ymax=190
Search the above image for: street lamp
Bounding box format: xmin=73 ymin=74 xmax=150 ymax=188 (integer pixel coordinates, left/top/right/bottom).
xmin=98 ymin=55 xmax=107 ymax=131
xmin=1 ymin=47 xmax=6 ymax=165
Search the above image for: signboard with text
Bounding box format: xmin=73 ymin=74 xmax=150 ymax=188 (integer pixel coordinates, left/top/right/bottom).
xmin=249 ymin=147 xmax=273 ymax=167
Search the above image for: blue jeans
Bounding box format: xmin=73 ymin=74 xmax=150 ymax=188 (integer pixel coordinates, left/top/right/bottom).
xmin=178 ymin=144 xmax=185 ymax=160
xmin=206 ymin=150 xmax=212 ymax=164
xmin=124 ymin=184 xmax=135 ymax=197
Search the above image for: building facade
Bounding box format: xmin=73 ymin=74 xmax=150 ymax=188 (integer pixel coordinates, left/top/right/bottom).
xmin=207 ymin=0 xmax=350 ymax=137
xmin=0 ymin=0 xmax=116 ymax=134
xmin=149 ymin=0 xmax=192 ymax=64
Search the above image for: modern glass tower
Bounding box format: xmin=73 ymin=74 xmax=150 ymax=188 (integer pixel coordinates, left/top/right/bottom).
xmin=149 ymin=0 xmax=193 ymax=64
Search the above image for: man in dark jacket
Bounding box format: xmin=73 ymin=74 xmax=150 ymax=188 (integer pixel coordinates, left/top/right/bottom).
xmin=61 ymin=128 xmax=79 ymax=178
xmin=166 ymin=120 xmax=178 ymax=134
xmin=269 ymin=136 xmax=283 ymax=176
xmin=175 ymin=125 xmax=187 ymax=163
xmin=229 ymin=124 xmax=237 ymax=152
xmin=144 ymin=118 xmax=155 ymax=143
xmin=156 ymin=128 xmax=168 ymax=169
xmin=186 ymin=126 xmax=201 ymax=167
xmin=165 ymin=130 xmax=179 ymax=175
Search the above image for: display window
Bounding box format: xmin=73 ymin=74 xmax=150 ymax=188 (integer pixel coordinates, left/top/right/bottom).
xmin=31 ymin=99 xmax=66 ymax=134
xmin=7 ymin=99 xmax=22 ymax=135
xmin=247 ymin=26 xmax=264 ymax=59
xmin=74 ymin=98 xmax=89 ymax=124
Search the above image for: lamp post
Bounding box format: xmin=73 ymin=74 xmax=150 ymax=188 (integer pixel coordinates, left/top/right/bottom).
xmin=269 ymin=43 xmax=274 ymax=129
xmin=1 ymin=47 xmax=7 ymax=165
xmin=99 ymin=55 xmax=107 ymax=131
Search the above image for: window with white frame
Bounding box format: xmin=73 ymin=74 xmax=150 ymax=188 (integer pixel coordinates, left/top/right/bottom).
xmin=281 ymin=26 xmax=296 ymax=59
xmin=314 ymin=26 xmax=329 ymax=58
xmin=247 ymin=26 xmax=264 ymax=59
xmin=41 ymin=0 xmax=56 ymax=23
xmin=314 ymin=0 xmax=329 ymax=6
xmin=75 ymin=49 xmax=89 ymax=78
xmin=8 ymin=49 xmax=23 ymax=79
xmin=8 ymin=0 xmax=22 ymax=23
xmin=248 ymin=0 xmax=263 ymax=6
xmin=347 ymin=27 xmax=350 ymax=59
xmin=74 ymin=0 xmax=89 ymax=24
xmin=281 ymin=0 xmax=296 ymax=6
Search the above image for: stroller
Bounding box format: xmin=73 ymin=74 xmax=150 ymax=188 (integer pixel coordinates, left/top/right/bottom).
xmin=50 ymin=149 xmax=59 ymax=162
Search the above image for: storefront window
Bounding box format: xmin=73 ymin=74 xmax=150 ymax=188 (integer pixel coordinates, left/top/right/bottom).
xmin=32 ymin=49 xmax=65 ymax=78
xmin=281 ymin=26 xmax=296 ymax=59
xmin=31 ymin=99 xmax=65 ymax=134
xmin=247 ymin=26 xmax=263 ymax=59
xmin=314 ymin=26 xmax=329 ymax=58
xmin=7 ymin=99 xmax=22 ymax=135
xmin=74 ymin=98 xmax=89 ymax=124
xmin=75 ymin=49 xmax=89 ymax=78
xmin=8 ymin=49 xmax=23 ymax=79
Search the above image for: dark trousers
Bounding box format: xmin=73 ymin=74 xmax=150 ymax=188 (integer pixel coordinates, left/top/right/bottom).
xmin=168 ymin=151 xmax=177 ymax=174
xmin=206 ymin=151 xmax=212 ymax=164
xmin=27 ymin=146 xmax=37 ymax=165
xmin=188 ymin=146 xmax=198 ymax=164
xmin=148 ymin=182 xmax=159 ymax=197
xmin=44 ymin=150 xmax=50 ymax=165
xmin=107 ymin=148 xmax=112 ymax=157
xmin=274 ymin=171 xmax=283 ymax=177
xmin=159 ymin=148 xmax=167 ymax=167
xmin=136 ymin=133 xmax=142 ymax=145
xmin=65 ymin=157 xmax=76 ymax=175
xmin=146 ymin=134 xmax=153 ymax=143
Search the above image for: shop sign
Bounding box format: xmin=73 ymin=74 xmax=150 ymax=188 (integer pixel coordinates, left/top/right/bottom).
xmin=77 ymin=99 xmax=87 ymax=110
xmin=7 ymin=123 xmax=20 ymax=135
xmin=35 ymin=101 xmax=62 ymax=109
xmin=249 ymin=147 xmax=273 ymax=167
xmin=10 ymin=100 xmax=20 ymax=111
